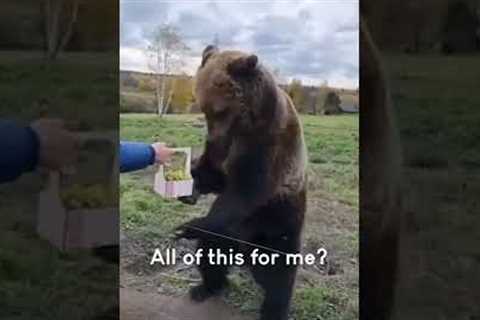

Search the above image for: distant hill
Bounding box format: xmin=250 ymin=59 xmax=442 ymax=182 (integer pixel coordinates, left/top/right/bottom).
xmin=120 ymin=70 xmax=359 ymax=114
xmin=120 ymin=70 xmax=195 ymax=114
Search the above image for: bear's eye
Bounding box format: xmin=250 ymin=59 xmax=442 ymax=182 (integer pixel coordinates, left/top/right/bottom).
xmin=213 ymin=79 xmax=233 ymax=91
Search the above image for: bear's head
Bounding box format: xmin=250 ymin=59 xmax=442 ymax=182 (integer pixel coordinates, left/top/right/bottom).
xmin=194 ymin=45 xmax=279 ymax=169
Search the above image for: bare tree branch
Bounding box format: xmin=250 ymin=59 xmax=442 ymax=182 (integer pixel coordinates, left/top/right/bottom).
xmin=44 ymin=0 xmax=80 ymax=61
xmin=144 ymin=23 xmax=190 ymax=117
xmin=59 ymin=0 xmax=79 ymax=53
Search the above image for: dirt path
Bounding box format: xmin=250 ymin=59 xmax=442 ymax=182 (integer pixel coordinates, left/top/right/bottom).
xmin=120 ymin=288 xmax=252 ymax=320
xmin=120 ymin=193 xmax=358 ymax=319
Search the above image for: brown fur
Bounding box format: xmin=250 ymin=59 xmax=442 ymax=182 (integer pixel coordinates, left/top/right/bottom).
xmin=176 ymin=46 xmax=307 ymax=320
xmin=195 ymin=49 xmax=306 ymax=191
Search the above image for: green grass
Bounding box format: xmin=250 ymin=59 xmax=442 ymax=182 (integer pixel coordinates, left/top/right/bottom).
xmin=0 ymin=51 xmax=117 ymax=129
xmin=120 ymin=113 xmax=359 ymax=206
xmin=120 ymin=113 xmax=205 ymax=147
xmin=383 ymin=53 xmax=480 ymax=319
xmin=293 ymin=286 xmax=347 ymax=320
xmin=0 ymin=51 xmax=117 ymax=319
xmin=120 ymin=113 xmax=359 ymax=320
xmin=302 ymin=115 xmax=359 ymax=206
xmin=386 ymin=53 xmax=480 ymax=170
xmin=120 ymin=174 xmax=193 ymax=236
xmin=0 ymin=179 xmax=118 ymax=319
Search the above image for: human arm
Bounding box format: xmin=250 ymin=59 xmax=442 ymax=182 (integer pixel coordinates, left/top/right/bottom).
xmin=120 ymin=141 xmax=173 ymax=173
xmin=0 ymin=119 xmax=76 ymax=183
xmin=0 ymin=120 xmax=39 ymax=183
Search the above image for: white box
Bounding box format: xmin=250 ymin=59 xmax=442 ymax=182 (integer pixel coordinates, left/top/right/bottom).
xmin=37 ymin=173 xmax=118 ymax=250
xmin=153 ymin=147 xmax=193 ymax=198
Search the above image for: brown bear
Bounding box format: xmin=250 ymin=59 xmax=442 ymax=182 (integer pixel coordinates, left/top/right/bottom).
xmin=176 ymin=45 xmax=308 ymax=320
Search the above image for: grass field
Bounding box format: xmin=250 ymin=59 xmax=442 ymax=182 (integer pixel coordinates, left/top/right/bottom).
xmin=384 ymin=53 xmax=480 ymax=319
xmin=387 ymin=53 xmax=480 ymax=170
xmin=0 ymin=51 xmax=117 ymax=129
xmin=0 ymin=51 xmax=118 ymax=319
xmin=120 ymin=113 xmax=359 ymax=320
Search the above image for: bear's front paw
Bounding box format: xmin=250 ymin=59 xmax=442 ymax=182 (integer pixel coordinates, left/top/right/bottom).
xmin=174 ymin=218 xmax=207 ymax=240
xmin=177 ymin=194 xmax=199 ymax=205
xmin=191 ymin=160 xmax=226 ymax=195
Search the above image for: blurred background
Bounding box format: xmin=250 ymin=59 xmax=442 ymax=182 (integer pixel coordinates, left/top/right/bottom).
xmin=363 ymin=0 xmax=480 ymax=319
xmin=1 ymin=1 xmax=119 ymax=319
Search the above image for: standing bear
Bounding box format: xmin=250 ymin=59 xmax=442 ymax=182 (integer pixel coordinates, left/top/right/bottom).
xmin=176 ymin=45 xmax=308 ymax=320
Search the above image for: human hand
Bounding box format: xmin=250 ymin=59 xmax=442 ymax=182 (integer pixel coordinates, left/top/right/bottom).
xmin=151 ymin=142 xmax=175 ymax=164
xmin=30 ymin=118 xmax=79 ymax=170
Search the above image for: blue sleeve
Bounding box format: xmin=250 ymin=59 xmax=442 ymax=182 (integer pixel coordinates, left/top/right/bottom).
xmin=0 ymin=120 xmax=39 ymax=183
xmin=120 ymin=141 xmax=156 ymax=173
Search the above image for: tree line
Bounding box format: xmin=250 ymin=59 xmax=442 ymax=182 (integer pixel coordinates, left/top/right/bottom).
xmin=120 ymin=70 xmax=358 ymax=115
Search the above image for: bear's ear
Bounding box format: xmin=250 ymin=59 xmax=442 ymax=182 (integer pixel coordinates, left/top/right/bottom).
xmin=201 ymin=45 xmax=219 ymax=67
xmin=227 ymin=54 xmax=258 ymax=76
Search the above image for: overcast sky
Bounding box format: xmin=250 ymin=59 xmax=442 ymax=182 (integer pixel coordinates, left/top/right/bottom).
xmin=120 ymin=0 xmax=359 ymax=88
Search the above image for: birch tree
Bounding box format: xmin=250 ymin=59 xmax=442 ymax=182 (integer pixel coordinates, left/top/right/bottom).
xmin=145 ymin=24 xmax=190 ymax=116
xmin=44 ymin=0 xmax=80 ymax=60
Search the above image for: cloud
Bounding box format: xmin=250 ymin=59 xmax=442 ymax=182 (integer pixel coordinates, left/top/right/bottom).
xmin=120 ymin=1 xmax=169 ymax=24
xmin=120 ymin=47 xmax=149 ymax=72
xmin=120 ymin=0 xmax=358 ymax=88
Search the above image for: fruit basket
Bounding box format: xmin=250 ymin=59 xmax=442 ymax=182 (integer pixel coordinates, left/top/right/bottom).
xmin=154 ymin=147 xmax=193 ymax=198
xmin=36 ymin=133 xmax=118 ymax=251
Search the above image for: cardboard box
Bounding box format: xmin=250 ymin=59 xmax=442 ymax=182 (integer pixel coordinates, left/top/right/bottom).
xmin=37 ymin=172 xmax=119 ymax=251
xmin=37 ymin=132 xmax=118 ymax=251
xmin=154 ymin=147 xmax=193 ymax=198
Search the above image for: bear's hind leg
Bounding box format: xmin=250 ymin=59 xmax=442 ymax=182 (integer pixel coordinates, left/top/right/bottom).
xmin=190 ymin=237 xmax=233 ymax=302
xmin=251 ymin=261 xmax=297 ymax=320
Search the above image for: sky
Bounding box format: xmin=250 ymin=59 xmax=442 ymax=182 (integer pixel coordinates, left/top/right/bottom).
xmin=120 ymin=0 xmax=359 ymax=88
